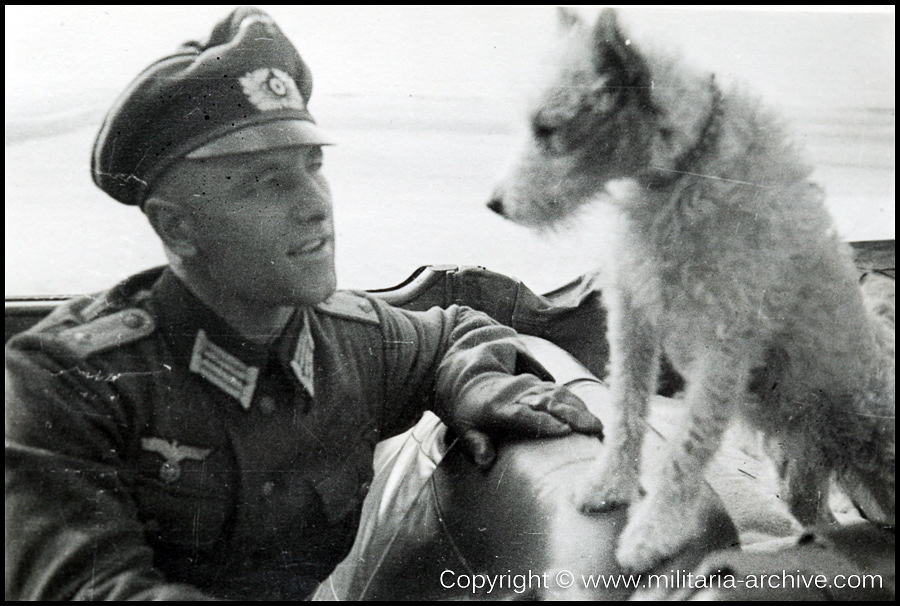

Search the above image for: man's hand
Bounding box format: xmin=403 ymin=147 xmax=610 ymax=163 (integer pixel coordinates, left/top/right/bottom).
xmin=449 ymin=381 xmax=604 ymax=468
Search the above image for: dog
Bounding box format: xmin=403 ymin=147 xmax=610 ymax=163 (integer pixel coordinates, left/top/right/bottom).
xmin=487 ymin=8 xmax=895 ymax=572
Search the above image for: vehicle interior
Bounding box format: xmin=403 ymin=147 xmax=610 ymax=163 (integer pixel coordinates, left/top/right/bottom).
xmin=5 ymin=239 xmax=894 ymax=599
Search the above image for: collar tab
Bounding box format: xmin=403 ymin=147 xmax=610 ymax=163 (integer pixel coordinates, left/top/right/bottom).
xmin=189 ymin=328 xmax=259 ymax=409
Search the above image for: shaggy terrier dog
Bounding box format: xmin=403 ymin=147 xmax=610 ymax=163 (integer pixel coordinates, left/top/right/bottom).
xmin=488 ymin=9 xmax=895 ymax=572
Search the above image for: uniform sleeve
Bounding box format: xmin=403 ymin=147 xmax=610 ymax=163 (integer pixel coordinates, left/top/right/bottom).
xmin=4 ymin=344 xmax=214 ymax=601
xmin=374 ymin=302 xmax=548 ymax=436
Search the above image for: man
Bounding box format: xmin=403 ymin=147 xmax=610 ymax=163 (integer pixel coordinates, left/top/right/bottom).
xmin=4 ymin=7 xmax=602 ymax=600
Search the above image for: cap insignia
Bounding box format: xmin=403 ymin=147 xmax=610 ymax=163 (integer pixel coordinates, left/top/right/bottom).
xmin=237 ymin=14 xmax=277 ymax=36
xmin=239 ymin=67 xmax=306 ymax=112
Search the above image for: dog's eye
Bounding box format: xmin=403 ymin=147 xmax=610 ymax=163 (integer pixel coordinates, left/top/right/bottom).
xmin=532 ymin=115 xmax=569 ymax=154
xmin=533 ymin=123 xmax=568 ymax=155
xmin=531 ymin=108 xmax=575 ymax=154
xmin=532 ymin=122 xmax=555 ymax=141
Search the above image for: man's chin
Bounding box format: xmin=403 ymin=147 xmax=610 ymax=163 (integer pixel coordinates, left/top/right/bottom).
xmin=302 ymin=289 xmax=336 ymax=307
xmin=292 ymin=278 xmax=337 ymax=307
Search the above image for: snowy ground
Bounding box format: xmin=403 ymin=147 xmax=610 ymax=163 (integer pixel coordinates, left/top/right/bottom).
xmin=5 ymin=95 xmax=894 ymax=296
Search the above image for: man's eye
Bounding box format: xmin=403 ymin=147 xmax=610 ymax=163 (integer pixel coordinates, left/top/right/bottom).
xmin=251 ymin=175 xmax=290 ymax=193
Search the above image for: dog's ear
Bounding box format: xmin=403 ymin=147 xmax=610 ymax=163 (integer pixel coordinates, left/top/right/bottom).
xmin=591 ymin=9 xmax=650 ymax=88
xmin=557 ymin=7 xmax=583 ymax=32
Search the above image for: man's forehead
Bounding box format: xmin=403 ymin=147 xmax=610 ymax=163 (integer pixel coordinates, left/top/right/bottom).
xmin=153 ymin=145 xmax=321 ymax=198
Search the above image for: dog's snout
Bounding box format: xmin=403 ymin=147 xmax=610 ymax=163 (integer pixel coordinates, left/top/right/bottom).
xmin=487 ymin=195 xmax=505 ymax=217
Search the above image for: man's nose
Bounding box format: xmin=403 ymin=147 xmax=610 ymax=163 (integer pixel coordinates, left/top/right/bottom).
xmin=297 ymin=207 xmax=330 ymax=225
xmin=290 ymin=180 xmax=333 ymax=224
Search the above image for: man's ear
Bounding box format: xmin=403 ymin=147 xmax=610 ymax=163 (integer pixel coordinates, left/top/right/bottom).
xmin=143 ymin=196 xmax=198 ymax=258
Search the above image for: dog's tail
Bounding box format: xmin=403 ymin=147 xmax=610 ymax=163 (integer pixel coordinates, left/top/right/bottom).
xmin=861 ymin=272 xmax=895 ymax=360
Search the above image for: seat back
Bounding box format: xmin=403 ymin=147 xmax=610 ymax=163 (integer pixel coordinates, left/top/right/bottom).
xmin=7 ymin=239 xmax=894 ymax=365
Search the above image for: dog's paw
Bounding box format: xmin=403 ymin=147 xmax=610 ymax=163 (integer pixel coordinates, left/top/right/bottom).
xmin=577 ymin=456 xmax=643 ymax=513
xmin=615 ymin=495 xmax=699 ymax=573
xmin=578 ymin=478 xmax=643 ymax=514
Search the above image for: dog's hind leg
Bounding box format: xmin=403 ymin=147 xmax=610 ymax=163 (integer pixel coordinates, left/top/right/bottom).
xmin=833 ymin=380 xmax=896 ymax=526
xmin=765 ymin=422 xmax=836 ymax=527
xmin=579 ymin=289 xmax=659 ymax=512
xmin=838 ymin=464 xmax=895 ymax=527
xmin=615 ymin=350 xmax=750 ymax=572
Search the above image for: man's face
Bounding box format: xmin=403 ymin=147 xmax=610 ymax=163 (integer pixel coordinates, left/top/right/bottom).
xmin=162 ymin=145 xmax=336 ymax=307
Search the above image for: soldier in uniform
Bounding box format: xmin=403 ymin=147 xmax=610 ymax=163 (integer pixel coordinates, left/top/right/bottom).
xmin=5 ymin=7 xmax=603 ymax=600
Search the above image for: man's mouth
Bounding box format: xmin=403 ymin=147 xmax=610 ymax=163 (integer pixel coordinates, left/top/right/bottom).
xmin=289 ymin=237 xmax=330 ymax=257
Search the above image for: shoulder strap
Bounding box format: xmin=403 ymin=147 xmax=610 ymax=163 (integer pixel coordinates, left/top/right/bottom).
xmin=57 ymin=308 xmax=156 ymax=358
xmin=315 ymin=291 xmax=380 ymax=325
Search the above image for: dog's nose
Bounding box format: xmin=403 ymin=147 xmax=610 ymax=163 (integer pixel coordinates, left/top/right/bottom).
xmin=487 ymin=196 xmax=505 ymax=216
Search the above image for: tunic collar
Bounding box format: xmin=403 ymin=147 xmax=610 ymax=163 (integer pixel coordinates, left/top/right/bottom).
xmin=148 ymin=268 xmax=315 ymax=407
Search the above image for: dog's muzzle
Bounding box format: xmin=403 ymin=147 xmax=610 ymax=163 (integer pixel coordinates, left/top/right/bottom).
xmin=487 ymin=193 xmax=505 ymax=217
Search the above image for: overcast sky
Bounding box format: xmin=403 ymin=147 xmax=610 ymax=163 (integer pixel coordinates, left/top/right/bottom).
xmin=5 ymin=5 xmax=896 ymax=117
xmin=4 ymin=6 xmax=895 ymax=294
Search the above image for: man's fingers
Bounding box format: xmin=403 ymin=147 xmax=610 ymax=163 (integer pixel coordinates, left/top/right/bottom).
xmin=518 ymin=387 xmax=604 ymax=438
xmin=461 ymin=429 xmax=497 ymax=469
xmin=546 ymin=399 xmax=604 ymax=437
xmin=457 ymin=385 xmax=605 ymax=470
xmin=500 ymin=405 xmax=575 ymax=437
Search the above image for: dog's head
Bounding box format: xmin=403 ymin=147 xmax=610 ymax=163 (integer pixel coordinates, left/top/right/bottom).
xmin=488 ymin=9 xmax=718 ymax=228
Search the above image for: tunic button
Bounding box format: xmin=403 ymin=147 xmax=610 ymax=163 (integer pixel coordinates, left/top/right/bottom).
xmin=259 ymin=396 xmax=276 ymax=415
xmin=262 ymin=480 xmax=275 ymax=497
xmin=159 ymin=461 xmax=181 ymax=483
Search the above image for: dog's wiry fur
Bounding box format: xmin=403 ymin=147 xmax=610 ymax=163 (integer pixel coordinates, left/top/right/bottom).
xmin=489 ymin=9 xmax=895 ymax=571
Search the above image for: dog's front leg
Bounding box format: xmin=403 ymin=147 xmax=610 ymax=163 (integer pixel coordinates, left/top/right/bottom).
xmin=579 ymin=288 xmax=659 ymax=513
xmin=616 ymin=351 xmax=748 ymax=572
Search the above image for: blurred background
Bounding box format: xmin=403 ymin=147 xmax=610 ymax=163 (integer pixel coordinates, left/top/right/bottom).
xmin=5 ymin=6 xmax=895 ymax=295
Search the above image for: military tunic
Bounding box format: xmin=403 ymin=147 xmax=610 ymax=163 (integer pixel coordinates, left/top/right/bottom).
xmin=5 ymin=267 xmax=548 ymax=600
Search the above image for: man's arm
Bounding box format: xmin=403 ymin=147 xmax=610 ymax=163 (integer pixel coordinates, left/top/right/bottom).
xmin=5 ymin=346 xmax=213 ymax=601
xmin=373 ymin=300 xmax=603 ymax=465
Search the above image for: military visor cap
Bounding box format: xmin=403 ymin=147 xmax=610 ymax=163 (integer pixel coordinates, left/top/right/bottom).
xmin=92 ymin=7 xmax=333 ymax=206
